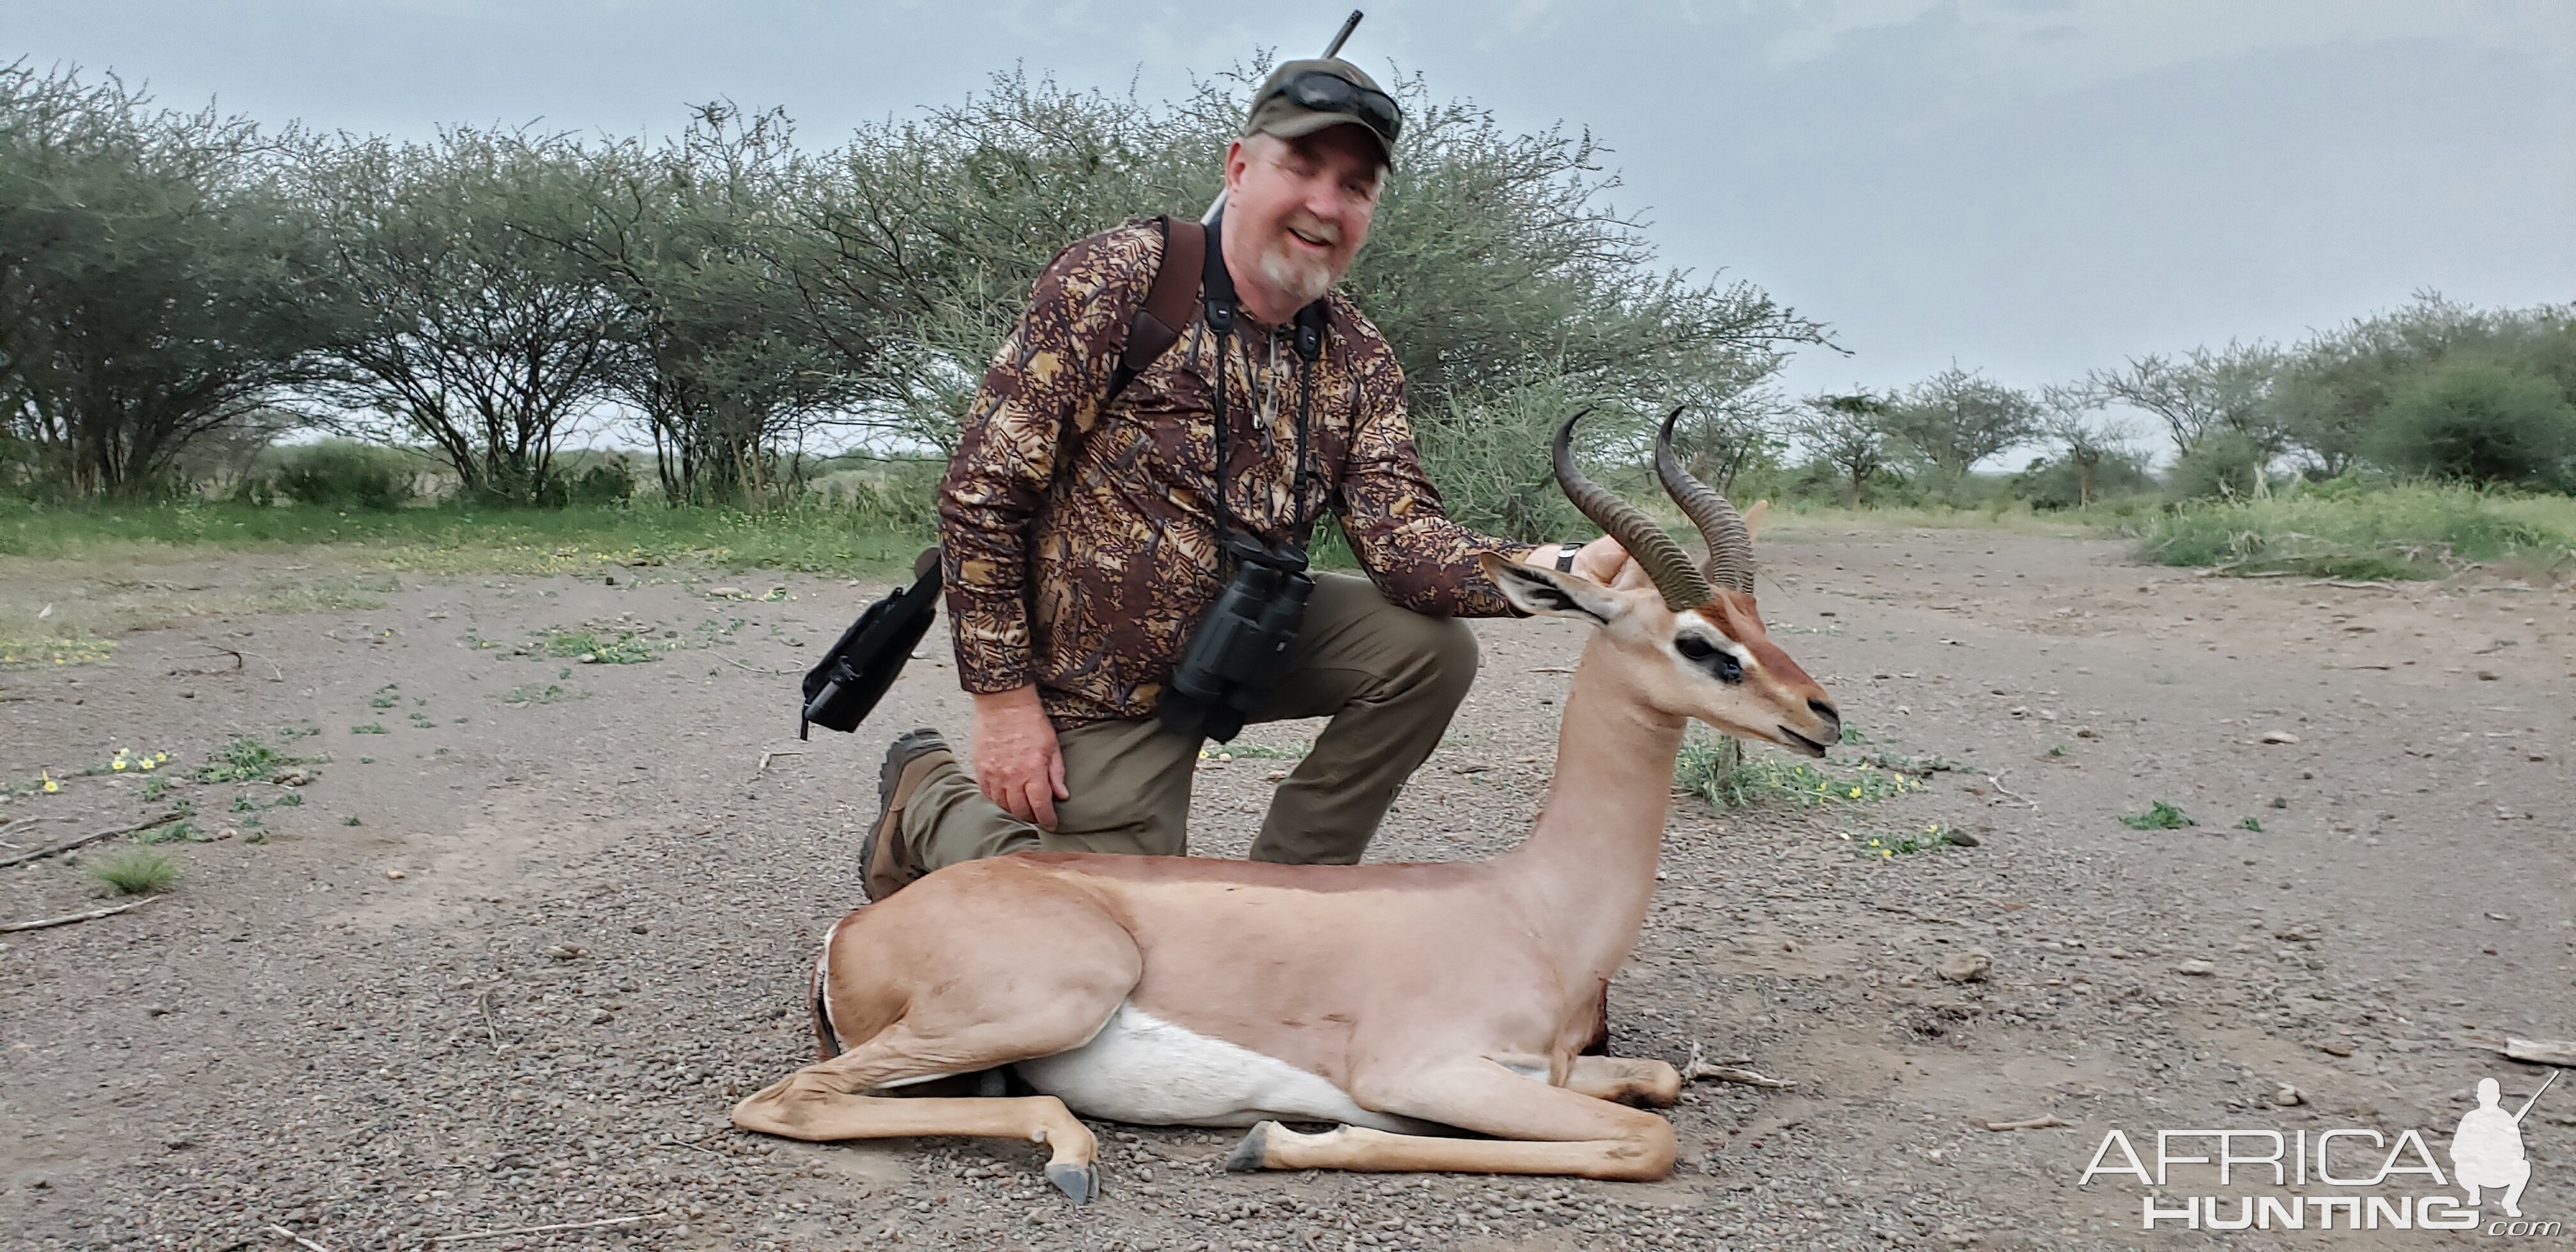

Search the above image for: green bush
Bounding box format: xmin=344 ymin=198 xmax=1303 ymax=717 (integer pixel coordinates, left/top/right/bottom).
xmin=2014 ymin=450 xmax=2155 ymax=511
xmin=272 ymin=442 xmax=416 ymax=509
xmin=2368 ymin=361 xmax=2576 ymax=487
xmin=2138 ymin=482 xmax=2576 ymax=577
xmin=2166 ymin=431 xmax=2276 ymax=502
xmin=569 ymin=459 xmax=635 ymax=506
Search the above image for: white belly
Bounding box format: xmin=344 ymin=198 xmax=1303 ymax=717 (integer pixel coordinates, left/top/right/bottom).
xmin=1015 ymin=1002 xmax=1434 ymax=1133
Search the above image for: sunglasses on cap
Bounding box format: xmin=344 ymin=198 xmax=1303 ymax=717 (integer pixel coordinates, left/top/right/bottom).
xmin=1271 ymin=71 xmax=1402 ymax=146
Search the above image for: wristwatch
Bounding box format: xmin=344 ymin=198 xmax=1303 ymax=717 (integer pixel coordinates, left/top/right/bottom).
xmin=1555 ymin=542 xmax=1581 ymax=573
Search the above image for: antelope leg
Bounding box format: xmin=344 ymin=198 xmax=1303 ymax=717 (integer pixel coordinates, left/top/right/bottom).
xmin=733 ymin=1016 xmax=1115 ymax=1203
xmin=1565 ymin=1055 xmax=1682 ymax=1108
xmin=736 ymin=1087 xmax=1100 ymax=1203
xmin=1227 ymin=1059 xmax=1676 ymax=1180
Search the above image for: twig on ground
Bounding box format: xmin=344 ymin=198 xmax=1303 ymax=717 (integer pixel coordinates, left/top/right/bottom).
xmin=171 ymin=643 xmax=283 ymax=682
xmin=0 ymin=813 xmax=183 ymax=869
xmin=719 ymin=655 xmax=799 ymax=676
xmin=2322 ymin=580 xmax=2401 ymax=591
xmin=1984 ymin=771 xmax=2036 ymax=809
xmin=2 ymin=895 xmax=165 ymax=933
xmin=1682 ymin=1042 xmax=1795 ymax=1088
xmin=475 ymin=988 xmax=502 ymax=1052
xmin=755 ymin=749 xmax=806 ymax=778
xmin=1531 ymin=666 xmax=1575 ymax=674
xmin=1983 ymin=1115 xmax=2067 ymax=1131
xmin=264 ymin=1224 xmax=337 ymax=1252
xmin=433 ymin=1215 xmax=659 ymax=1242
xmin=2498 ymin=1037 xmax=2576 ymax=1067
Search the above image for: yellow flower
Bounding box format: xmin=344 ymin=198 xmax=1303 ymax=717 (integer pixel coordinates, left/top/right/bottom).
xmin=138 ymin=759 xmax=156 ymax=772
xmin=41 ymin=772 xmax=58 ymax=793
xmin=112 ymin=758 xmax=127 ymax=770
xmin=1881 ymin=849 xmax=1894 ymax=859
xmin=1848 ymin=786 xmax=1862 ymax=798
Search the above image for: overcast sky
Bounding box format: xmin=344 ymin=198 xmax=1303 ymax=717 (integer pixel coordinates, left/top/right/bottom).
xmin=15 ymin=0 xmax=2573 ymax=412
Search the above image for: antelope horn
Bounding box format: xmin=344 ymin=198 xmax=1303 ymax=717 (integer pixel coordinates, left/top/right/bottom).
xmin=1655 ymin=405 xmax=1756 ymax=593
xmin=1552 ymin=410 xmax=1712 ymax=611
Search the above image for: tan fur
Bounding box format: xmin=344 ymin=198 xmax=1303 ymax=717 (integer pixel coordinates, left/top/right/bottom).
xmin=734 ymin=556 xmax=1837 ymax=1193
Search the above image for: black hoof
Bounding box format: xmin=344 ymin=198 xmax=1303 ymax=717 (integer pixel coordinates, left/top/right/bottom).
xmin=1046 ymin=1160 xmax=1097 ymax=1205
xmin=1223 ymin=1122 xmax=1274 ymax=1173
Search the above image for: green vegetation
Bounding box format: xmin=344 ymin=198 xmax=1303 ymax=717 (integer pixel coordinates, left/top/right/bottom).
xmin=194 ymin=736 xmax=291 ymax=783
xmin=91 ymin=849 xmax=179 ymax=893
xmin=2138 ymin=484 xmax=2576 ymax=579
xmin=2236 ymin=816 xmax=2264 ymax=832
xmin=0 ymin=500 xmax=923 ymax=576
xmin=1675 ymin=731 xmax=1924 ymax=810
xmin=537 ymin=627 xmax=662 ymax=664
xmin=1856 ymin=824 xmax=1959 ymax=859
xmin=2119 ymin=801 xmax=2196 ymax=830
xmin=132 ymin=820 xmax=209 ymax=844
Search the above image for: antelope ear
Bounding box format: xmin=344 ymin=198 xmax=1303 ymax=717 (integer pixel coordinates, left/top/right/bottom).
xmin=1741 ymin=500 xmax=1770 ymax=538
xmin=1481 ymin=553 xmax=1626 ymax=625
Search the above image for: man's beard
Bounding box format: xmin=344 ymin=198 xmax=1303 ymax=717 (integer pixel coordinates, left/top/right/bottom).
xmin=1256 ymin=224 xmax=1342 ymax=307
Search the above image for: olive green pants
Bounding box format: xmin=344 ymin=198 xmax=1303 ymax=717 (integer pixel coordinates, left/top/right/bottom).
xmin=898 ymin=573 xmax=1478 ymax=868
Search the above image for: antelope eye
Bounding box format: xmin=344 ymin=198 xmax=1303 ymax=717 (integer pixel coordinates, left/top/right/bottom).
xmin=1678 ymin=635 xmax=1744 ymax=682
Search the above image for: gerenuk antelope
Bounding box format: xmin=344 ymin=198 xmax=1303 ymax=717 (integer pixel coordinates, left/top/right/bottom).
xmin=732 ymin=408 xmax=1841 ymax=1202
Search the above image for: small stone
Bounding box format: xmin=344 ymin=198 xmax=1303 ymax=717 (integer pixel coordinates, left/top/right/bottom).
xmin=1936 ymin=950 xmax=1991 ymax=983
xmin=2074 ymin=726 xmax=2099 ymax=738
xmin=578 ymin=653 xmax=599 ymax=664
xmin=546 ymin=943 xmax=586 ymax=961
xmin=1946 ymin=830 xmax=1981 ymax=848
xmin=709 ymin=586 xmax=744 ymax=597
xmin=591 ymin=1009 xmax=613 ymax=1025
xmin=385 ymin=869 xmax=406 ymax=880
xmin=2269 ymin=796 xmax=2288 ymax=809
xmin=2175 ymin=959 xmax=2217 ymax=977
xmin=2476 ymin=670 xmax=2499 ymax=681
xmin=2320 ymin=1041 xmax=2354 ymax=1057
xmin=2273 ymin=1085 xmax=2304 ymax=1106
xmin=2258 ymin=730 xmax=2300 ymax=745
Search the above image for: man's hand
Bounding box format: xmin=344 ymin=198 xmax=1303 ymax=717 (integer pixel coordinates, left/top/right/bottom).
xmin=1523 ymin=535 xmax=1632 ymax=586
xmin=971 ymin=685 xmax=1068 ymax=830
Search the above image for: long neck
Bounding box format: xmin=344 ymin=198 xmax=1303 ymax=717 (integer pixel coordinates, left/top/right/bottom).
xmin=1492 ymin=631 xmax=1689 ymax=986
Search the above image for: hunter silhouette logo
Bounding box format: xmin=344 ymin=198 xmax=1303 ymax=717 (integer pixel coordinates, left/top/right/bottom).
xmin=2077 ymin=1070 xmax=2561 ymax=1233
xmin=2453 ymin=1071 xmax=2554 ymax=1218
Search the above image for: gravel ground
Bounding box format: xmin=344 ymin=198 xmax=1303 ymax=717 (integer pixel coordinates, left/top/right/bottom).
xmin=3 ymin=529 xmax=2571 ymax=1251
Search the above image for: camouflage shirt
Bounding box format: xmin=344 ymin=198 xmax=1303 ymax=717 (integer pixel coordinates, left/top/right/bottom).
xmin=939 ymin=218 xmax=1534 ymax=727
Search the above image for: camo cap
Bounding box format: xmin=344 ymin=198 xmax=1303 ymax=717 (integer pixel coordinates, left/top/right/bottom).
xmin=1242 ymin=58 xmax=1399 ymax=167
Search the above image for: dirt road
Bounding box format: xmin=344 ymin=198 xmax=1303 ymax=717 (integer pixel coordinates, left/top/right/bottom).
xmin=3 ymin=528 xmax=2570 ymax=1250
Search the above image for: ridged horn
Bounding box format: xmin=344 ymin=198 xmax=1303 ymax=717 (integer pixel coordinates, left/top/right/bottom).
xmin=1654 ymin=405 xmax=1756 ymax=592
xmin=1552 ymin=410 xmax=1712 ymax=611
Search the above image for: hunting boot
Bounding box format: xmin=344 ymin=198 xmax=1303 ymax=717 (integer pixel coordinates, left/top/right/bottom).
xmin=862 ymin=728 xmax=953 ymax=901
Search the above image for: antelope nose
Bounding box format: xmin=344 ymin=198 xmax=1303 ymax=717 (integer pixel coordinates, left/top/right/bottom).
xmin=1809 ymin=699 xmax=1841 ymax=736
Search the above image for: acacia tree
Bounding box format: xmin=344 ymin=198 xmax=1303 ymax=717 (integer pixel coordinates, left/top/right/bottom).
xmin=559 ymin=105 xmax=857 ymax=503
xmin=0 ymin=63 xmax=331 ymax=496
xmin=1876 ymin=365 xmax=2038 ymax=490
xmin=2087 ymin=340 xmax=2283 ymax=459
xmin=300 ymin=128 xmax=621 ymax=503
xmin=2035 ymin=384 xmax=2135 ymax=508
xmin=1791 ymin=391 xmax=1893 ymax=506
